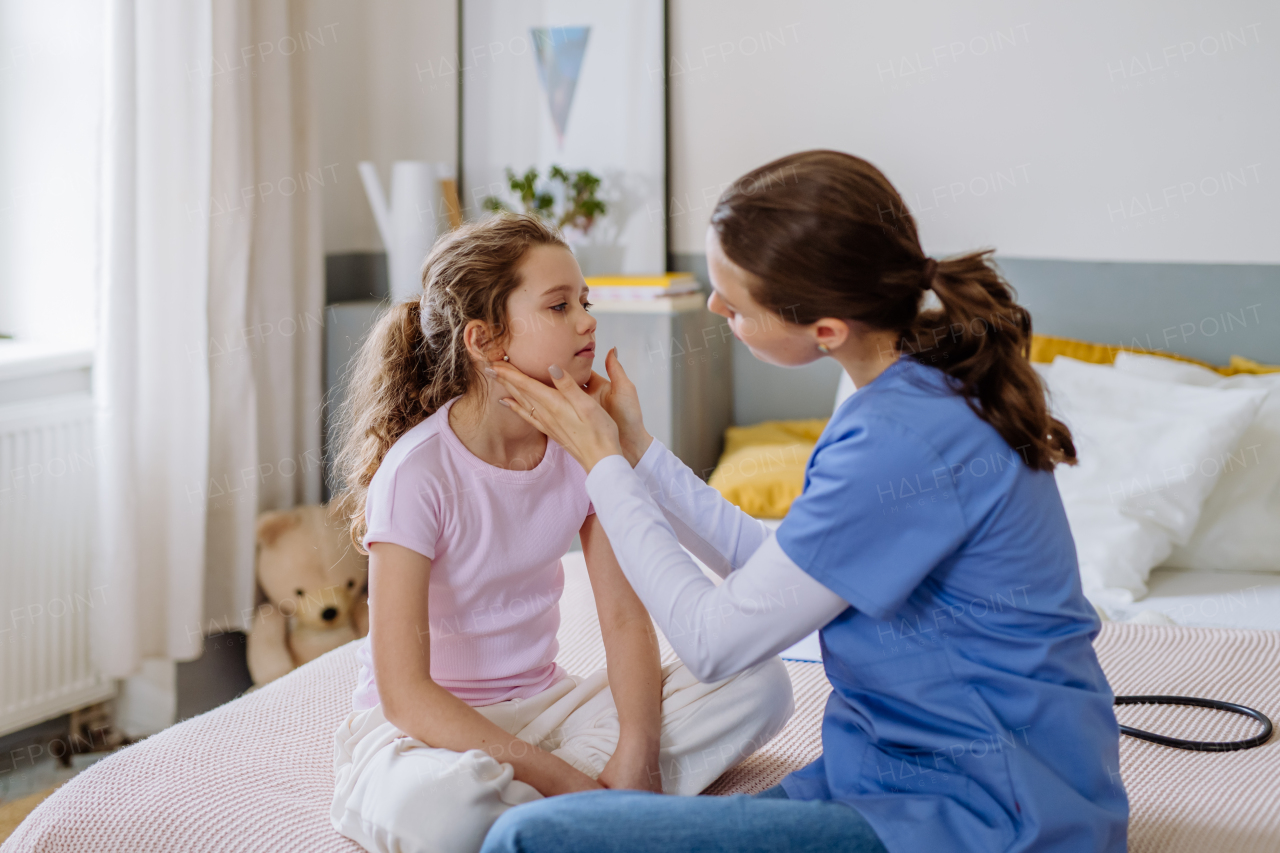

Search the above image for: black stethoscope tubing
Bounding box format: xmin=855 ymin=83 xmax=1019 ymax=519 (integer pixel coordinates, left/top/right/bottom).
xmin=1114 ymin=694 xmax=1273 ymax=752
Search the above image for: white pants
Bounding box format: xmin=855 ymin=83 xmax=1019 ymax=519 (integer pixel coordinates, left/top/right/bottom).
xmin=330 ymin=657 xmax=794 ymax=853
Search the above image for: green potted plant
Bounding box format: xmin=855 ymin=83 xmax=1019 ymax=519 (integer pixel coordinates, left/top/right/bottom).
xmin=482 ymin=165 xmax=607 ymax=235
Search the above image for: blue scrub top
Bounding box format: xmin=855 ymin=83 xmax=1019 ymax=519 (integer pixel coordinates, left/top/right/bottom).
xmin=775 ymin=355 xmax=1129 ymax=853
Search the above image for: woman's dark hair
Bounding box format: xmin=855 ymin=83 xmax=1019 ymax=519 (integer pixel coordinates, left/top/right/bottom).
xmin=709 ymin=150 xmax=1075 ymax=471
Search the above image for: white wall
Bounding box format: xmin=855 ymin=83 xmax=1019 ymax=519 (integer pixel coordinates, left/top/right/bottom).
xmin=668 ymin=0 xmax=1279 ymax=264
xmin=312 ymin=0 xmax=458 ymax=254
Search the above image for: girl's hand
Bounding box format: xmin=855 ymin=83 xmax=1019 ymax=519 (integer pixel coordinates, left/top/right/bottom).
xmin=585 ymin=347 xmax=654 ymax=468
xmin=539 ymin=757 xmax=607 ymax=797
xmin=487 ymin=360 xmax=624 ymax=474
xmin=597 ymin=737 xmax=663 ymax=793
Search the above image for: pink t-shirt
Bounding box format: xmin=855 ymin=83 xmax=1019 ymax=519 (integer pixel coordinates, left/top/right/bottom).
xmin=352 ymin=395 xmax=594 ymax=710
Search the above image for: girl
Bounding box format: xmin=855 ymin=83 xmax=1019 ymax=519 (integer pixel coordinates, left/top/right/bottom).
xmin=327 ymin=214 xmax=794 ymax=853
xmin=482 ymin=151 xmax=1130 ymax=853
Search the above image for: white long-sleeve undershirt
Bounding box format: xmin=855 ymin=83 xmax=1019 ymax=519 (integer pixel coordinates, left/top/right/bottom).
xmin=583 ymin=438 xmax=849 ymax=683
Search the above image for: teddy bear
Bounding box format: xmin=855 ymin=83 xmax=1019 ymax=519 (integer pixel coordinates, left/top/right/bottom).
xmin=246 ymin=503 xmax=370 ymax=687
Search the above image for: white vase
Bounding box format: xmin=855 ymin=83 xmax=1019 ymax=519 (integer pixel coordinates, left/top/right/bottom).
xmin=358 ymin=161 xmax=453 ymax=304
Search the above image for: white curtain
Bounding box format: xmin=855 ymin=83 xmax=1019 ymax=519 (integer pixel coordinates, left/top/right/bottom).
xmin=204 ymin=0 xmax=324 ymax=636
xmin=94 ymin=0 xmax=324 ymax=687
xmin=94 ymin=0 xmax=212 ymax=679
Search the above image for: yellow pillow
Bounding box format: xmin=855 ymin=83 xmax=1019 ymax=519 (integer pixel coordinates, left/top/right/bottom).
xmin=1029 ymin=334 xmax=1224 ymax=373
xmin=709 ymin=419 xmax=827 ymax=518
xmin=1228 ymin=355 xmax=1280 ymax=375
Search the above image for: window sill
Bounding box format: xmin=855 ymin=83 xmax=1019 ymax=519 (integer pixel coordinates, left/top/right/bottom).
xmin=0 ymin=342 xmax=94 ymax=406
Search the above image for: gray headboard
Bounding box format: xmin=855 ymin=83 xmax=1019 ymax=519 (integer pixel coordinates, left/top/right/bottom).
xmin=670 ymin=253 xmax=1280 ymax=426
xmin=997 ymin=257 xmax=1277 ymax=366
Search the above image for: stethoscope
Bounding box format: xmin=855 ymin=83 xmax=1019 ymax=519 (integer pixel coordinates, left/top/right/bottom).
xmin=1114 ymin=695 xmax=1273 ymax=752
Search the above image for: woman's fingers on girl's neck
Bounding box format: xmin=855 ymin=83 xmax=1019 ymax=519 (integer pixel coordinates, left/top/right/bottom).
xmin=584 ymin=371 xmax=609 ymax=396
xmin=491 ymin=362 xmax=553 ymax=412
xmin=489 ymin=360 xmax=527 ymax=385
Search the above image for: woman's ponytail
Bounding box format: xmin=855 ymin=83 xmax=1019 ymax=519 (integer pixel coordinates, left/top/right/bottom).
xmin=710 ymin=150 xmax=1076 ymax=473
xmin=905 ymin=251 xmax=1076 ymax=470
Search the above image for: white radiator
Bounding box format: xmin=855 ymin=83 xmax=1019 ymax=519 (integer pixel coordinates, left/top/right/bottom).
xmin=0 ymin=393 xmax=115 ymax=736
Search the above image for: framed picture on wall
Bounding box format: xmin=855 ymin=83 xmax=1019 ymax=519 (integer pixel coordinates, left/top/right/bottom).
xmin=461 ymin=0 xmax=666 ymax=275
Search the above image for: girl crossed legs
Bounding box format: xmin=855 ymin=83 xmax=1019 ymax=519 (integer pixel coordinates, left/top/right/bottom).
xmin=332 ymin=658 xmax=793 ymax=853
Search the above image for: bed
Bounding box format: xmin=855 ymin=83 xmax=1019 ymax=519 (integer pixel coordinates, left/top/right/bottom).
xmin=9 ymin=331 xmax=1280 ymax=851
xmin=5 ymin=550 xmax=1279 ymax=853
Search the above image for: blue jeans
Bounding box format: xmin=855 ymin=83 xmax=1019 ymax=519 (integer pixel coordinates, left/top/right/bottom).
xmin=480 ymin=785 xmax=888 ymax=853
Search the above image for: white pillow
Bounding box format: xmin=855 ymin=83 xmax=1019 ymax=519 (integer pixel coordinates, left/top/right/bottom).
xmin=1113 ymin=352 xmax=1280 ymax=572
xmin=834 ymin=369 xmax=856 ymax=411
xmin=1040 ymin=357 xmax=1265 ymax=610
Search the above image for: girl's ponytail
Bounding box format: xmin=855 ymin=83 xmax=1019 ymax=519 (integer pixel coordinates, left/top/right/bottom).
xmin=332 ymin=299 xmax=440 ymax=549
xmin=331 ymin=214 xmax=569 ymax=548
xmin=710 ymin=150 xmax=1076 ymax=473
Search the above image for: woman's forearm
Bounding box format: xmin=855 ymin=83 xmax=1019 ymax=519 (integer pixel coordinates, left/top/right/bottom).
xmin=618 ymin=427 xmax=653 ymax=468
xmin=630 ymin=437 xmax=772 ymax=577
xmin=383 ymin=680 xmax=600 ymax=797
xmin=585 ymin=456 xmax=850 ymax=683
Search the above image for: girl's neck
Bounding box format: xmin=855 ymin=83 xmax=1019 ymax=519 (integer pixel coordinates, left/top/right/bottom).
xmin=448 ymin=384 xmax=548 ymax=470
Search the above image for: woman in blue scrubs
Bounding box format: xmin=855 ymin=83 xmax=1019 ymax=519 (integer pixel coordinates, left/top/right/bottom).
xmin=482 ymin=150 xmax=1129 ymax=853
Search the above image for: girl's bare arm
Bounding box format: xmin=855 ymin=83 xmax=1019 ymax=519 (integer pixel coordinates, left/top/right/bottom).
xmin=368 ymin=541 xmax=601 ymax=797
xmin=579 ymin=514 xmax=665 ymax=792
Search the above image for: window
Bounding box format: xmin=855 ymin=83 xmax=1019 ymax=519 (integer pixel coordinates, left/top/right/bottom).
xmin=0 ymin=2 xmax=102 ymax=347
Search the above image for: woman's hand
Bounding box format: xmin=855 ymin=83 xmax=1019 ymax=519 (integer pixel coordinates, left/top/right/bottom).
xmin=487 ymin=356 xmax=624 ymax=474
xmin=587 ymin=348 xmax=654 ymax=468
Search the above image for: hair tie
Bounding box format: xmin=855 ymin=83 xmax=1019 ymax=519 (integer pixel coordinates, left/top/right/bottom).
xmin=921 ymin=258 xmax=938 ymax=290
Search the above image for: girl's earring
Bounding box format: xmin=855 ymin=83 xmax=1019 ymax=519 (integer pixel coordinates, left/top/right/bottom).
xmin=817 ymin=343 xmax=830 ymax=354
xmin=502 ymin=355 xmax=509 ymax=361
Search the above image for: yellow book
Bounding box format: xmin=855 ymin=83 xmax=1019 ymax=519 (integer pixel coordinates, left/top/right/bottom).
xmin=584 ymin=273 xmax=699 ymax=300
xmin=586 ymin=273 xmax=695 ymax=286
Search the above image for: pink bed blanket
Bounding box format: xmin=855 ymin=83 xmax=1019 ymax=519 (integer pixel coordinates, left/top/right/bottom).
xmin=6 ymin=561 xmax=1280 ymax=852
